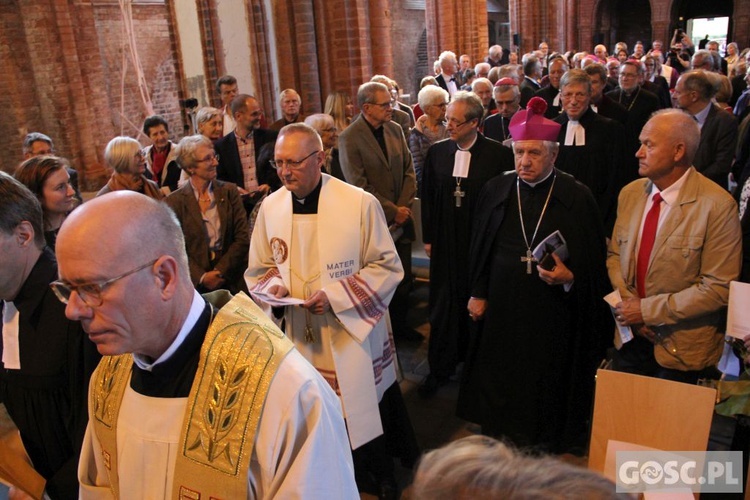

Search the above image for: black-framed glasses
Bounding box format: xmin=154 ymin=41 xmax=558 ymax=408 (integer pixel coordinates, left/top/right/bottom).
xmin=50 ymin=259 xmax=158 ymax=307
xmin=270 ymin=150 xmax=320 ymax=170
xmin=446 ymin=117 xmax=472 ymax=127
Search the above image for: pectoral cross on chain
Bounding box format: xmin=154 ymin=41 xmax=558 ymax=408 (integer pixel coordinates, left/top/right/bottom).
xmin=454 ymin=185 xmax=465 ymax=207
xmin=520 ymin=249 xmax=536 ymax=274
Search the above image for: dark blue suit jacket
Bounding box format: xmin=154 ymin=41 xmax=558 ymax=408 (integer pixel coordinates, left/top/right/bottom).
xmin=214 ymin=129 xmax=279 ymax=191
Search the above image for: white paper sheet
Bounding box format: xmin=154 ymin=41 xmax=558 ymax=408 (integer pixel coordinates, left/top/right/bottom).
xmin=250 ymin=290 xmax=306 ymax=307
xmin=727 ymin=280 xmax=750 ymax=339
xmin=604 ymin=289 xmax=634 ymax=344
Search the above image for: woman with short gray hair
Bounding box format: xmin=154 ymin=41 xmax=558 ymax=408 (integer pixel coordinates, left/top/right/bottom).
xmin=98 ymin=136 xmax=164 ymax=200
xmin=165 ymin=135 xmax=249 ymax=293
xmin=195 ymin=106 xmax=223 ymax=142
xmin=409 ymin=85 xmax=450 ymax=191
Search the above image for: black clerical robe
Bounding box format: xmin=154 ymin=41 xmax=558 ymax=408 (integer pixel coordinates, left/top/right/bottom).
xmin=483 ymin=114 xmax=513 ymax=144
xmin=0 ymin=248 xmax=99 ymax=500
xmin=459 ymin=170 xmax=612 ymax=454
xmin=421 ymin=134 xmax=513 ymax=380
xmin=593 ymin=95 xmax=628 ymax=126
xmin=534 ymin=85 xmax=563 ymax=119
xmin=554 ymin=108 xmax=626 ymax=234
xmin=606 ymin=86 xmax=660 ymax=184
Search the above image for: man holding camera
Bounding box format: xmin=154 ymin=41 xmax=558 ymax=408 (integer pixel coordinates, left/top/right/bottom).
xmin=666 ymin=29 xmax=692 ymax=75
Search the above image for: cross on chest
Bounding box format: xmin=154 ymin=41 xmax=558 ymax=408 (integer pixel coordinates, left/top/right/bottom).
xmin=520 ymin=249 xmax=537 ymax=274
xmin=454 ymin=185 xmax=465 ymax=207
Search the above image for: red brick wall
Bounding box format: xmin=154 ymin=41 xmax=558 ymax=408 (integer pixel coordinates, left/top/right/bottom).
xmin=0 ymin=0 xmax=183 ymax=190
xmin=390 ymin=4 xmax=428 ymax=101
xmin=426 ymin=0 xmax=489 ymax=73
xmin=7 ymin=0 xmax=749 ymax=190
xmin=93 ymin=4 xmax=182 ymax=141
xmin=0 ymin=0 xmax=41 ymax=174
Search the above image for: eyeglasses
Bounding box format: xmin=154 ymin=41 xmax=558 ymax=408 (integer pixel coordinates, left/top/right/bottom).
xmin=368 ymin=101 xmax=393 ymax=109
xmin=50 ymin=259 xmax=158 ymax=307
xmin=197 ymin=153 xmax=219 ymax=163
xmin=134 ymin=151 xmax=146 ymax=160
xmin=321 ymin=127 xmax=337 ymax=134
xmin=270 ymin=150 xmax=320 ymax=170
xmin=446 ymin=117 xmax=472 ymax=127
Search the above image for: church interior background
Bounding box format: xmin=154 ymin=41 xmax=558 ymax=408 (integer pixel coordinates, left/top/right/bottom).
xmin=1 ymin=0 xmax=747 ymax=189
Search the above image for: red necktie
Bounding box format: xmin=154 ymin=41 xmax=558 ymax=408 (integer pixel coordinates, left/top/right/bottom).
xmin=636 ymin=192 xmax=662 ymax=298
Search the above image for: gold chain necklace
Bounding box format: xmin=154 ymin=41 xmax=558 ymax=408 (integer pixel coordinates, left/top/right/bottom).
xmin=618 ymin=85 xmax=641 ymax=111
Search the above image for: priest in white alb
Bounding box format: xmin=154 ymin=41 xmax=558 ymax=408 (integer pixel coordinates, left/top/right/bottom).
xmin=55 ymin=191 xmax=357 ymax=499
xmin=246 ymin=123 xmax=420 ymax=497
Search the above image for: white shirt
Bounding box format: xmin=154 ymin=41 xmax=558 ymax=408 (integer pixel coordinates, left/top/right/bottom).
xmin=636 ymin=168 xmax=691 ymax=255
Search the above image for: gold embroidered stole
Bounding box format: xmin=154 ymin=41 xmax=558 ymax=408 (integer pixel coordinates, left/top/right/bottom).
xmin=90 ymin=292 xmax=294 ymax=499
xmin=89 ymin=354 xmax=133 ymax=499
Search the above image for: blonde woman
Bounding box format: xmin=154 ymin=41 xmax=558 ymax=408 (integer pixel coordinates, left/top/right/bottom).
xmin=324 ymin=91 xmax=354 ymax=133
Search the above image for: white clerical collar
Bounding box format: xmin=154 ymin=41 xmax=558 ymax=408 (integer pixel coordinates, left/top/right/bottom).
xmin=564 ymin=120 xmax=586 ymax=146
xmin=2 ymin=301 xmax=21 ymax=369
xmin=649 ymin=167 xmax=691 ymax=207
xmin=521 ymin=168 xmax=554 ymax=188
xmin=132 ymin=289 xmax=205 ymax=371
xmin=457 ymin=134 xmax=478 ymax=151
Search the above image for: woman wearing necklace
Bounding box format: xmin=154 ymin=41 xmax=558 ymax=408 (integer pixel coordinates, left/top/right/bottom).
xmin=166 ymin=135 xmax=249 ymax=293
xmin=97 ymin=136 xmax=165 ymax=200
xmin=14 ymin=155 xmax=78 ymax=250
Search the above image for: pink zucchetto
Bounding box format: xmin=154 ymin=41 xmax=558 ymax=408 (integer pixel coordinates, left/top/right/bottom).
xmin=495 ymin=77 xmax=517 ymax=87
xmin=508 ymin=97 xmax=561 ymax=142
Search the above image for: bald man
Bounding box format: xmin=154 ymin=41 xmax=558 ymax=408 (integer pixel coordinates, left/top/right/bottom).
xmin=247 ymin=123 xmax=419 ymax=497
xmin=56 ymin=191 xmax=356 ymax=499
xmin=609 ymin=109 xmax=741 ymax=383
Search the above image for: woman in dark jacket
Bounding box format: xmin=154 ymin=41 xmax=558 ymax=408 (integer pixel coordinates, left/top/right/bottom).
xmin=166 ymin=135 xmax=249 ymax=293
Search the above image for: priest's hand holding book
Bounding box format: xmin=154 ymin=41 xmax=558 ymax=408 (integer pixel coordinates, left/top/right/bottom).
xmin=537 ymin=252 xmax=574 ymax=287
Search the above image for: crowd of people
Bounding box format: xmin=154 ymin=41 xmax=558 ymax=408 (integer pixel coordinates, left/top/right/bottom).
xmin=2 ymin=32 xmax=750 ymax=499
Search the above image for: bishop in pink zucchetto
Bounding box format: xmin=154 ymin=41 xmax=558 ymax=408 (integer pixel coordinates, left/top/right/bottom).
xmin=508 ymin=96 xmax=561 ymax=142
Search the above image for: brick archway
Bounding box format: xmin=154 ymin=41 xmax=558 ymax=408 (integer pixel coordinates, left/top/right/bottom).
xmin=593 ymin=0 xmax=653 ymax=52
